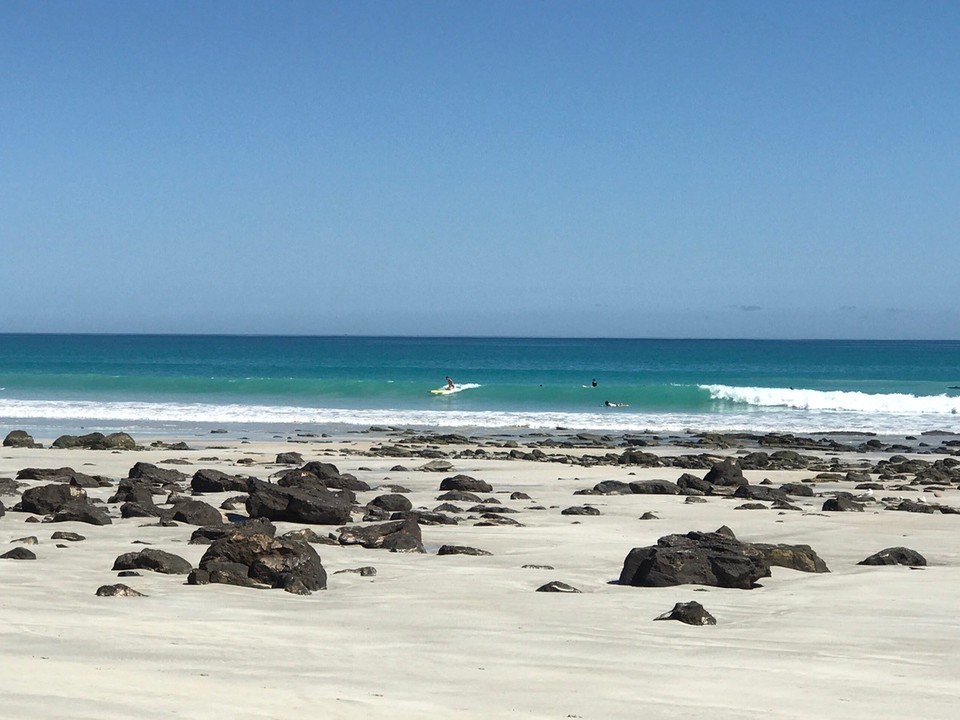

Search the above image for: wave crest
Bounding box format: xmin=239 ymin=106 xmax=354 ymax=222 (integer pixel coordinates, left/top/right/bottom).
xmin=701 ymin=385 xmax=960 ymax=415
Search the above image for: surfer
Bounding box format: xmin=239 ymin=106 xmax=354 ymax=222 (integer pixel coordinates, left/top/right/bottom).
xmin=591 ymin=378 xmax=597 ymax=387
xmin=604 ymin=401 xmax=629 ymax=407
xmin=445 ymin=375 xmax=455 ymax=390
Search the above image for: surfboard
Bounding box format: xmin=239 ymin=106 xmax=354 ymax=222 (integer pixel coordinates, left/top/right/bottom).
xmin=430 ymin=387 xmax=455 ymax=395
xmin=430 ymin=382 xmax=480 ymax=395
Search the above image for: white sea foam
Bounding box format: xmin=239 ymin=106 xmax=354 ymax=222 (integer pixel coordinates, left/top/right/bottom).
xmin=701 ymin=385 xmax=960 ymax=415
xmin=0 ymin=397 xmax=957 ymax=436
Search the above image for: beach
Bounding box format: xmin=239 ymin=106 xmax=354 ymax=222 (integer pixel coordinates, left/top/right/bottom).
xmin=1 ymin=427 xmax=958 ymax=719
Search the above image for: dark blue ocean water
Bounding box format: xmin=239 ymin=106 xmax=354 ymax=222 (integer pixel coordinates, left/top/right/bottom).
xmin=0 ymin=334 xmax=958 ymax=436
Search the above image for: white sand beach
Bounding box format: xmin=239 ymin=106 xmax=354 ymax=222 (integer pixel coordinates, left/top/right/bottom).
xmin=1 ymin=432 xmax=958 ymax=719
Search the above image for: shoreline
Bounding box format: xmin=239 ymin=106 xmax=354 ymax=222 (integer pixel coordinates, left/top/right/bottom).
xmin=2 ymin=426 xmax=959 ymax=718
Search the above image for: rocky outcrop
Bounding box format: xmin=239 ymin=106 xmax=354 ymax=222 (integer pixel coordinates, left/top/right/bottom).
xmin=18 ymin=483 xmax=89 ymax=515
xmin=246 ymin=478 xmax=353 ymax=525
xmin=192 ymin=528 xmax=327 ymax=594
xmin=858 ymin=547 xmax=927 ymax=566
xmin=3 ymin=430 xmax=40 ymax=448
xmin=191 ymin=468 xmax=249 ymax=494
xmin=337 ymin=519 xmax=425 ymax=552
xmin=655 ymin=601 xmax=716 ymax=625
xmin=619 ymin=530 xmax=769 ymax=589
xmin=439 ymin=475 xmax=493 ymax=493
xmin=52 ymin=432 xmax=136 ymax=450
xmin=112 ymin=548 xmax=192 ymax=574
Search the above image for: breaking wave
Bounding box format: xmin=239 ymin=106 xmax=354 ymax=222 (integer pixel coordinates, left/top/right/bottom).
xmin=701 ymin=385 xmax=960 ymax=415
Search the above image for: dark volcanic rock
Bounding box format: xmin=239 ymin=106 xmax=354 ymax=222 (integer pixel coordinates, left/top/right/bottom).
xmin=437 ymin=545 xmax=492 ymax=556
xmin=164 ymin=499 xmax=223 ymax=526
xmin=337 ymin=519 xmax=425 ymax=553
xmin=858 ymin=547 xmax=927 ymax=566
xmin=96 ymin=583 xmax=146 ymax=597
xmin=53 ymin=432 xmax=136 ymax=450
xmin=189 ymin=518 xmax=276 ymax=545
xmin=1 ymin=547 xmax=37 ymax=560
xmin=676 ymin=473 xmax=712 ymax=494
xmin=655 ymin=601 xmax=716 ymax=626
xmin=822 ymin=497 xmax=864 ymax=512
xmin=197 ymin=530 xmax=327 ymax=593
xmin=780 ymin=482 xmax=815 ymax=497
xmin=619 ymin=531 xmax=770 ymax=589
xmin=592 ymin=480 xmax=632 ymax=495
xmin=17 ymin=467 xmax=102 ymax=488
xmin=50 ymin=531 xmax=86 ymax=542
xmin=439 ymin=474 xmax=493 ymax=493
xmin=109 ymin=479 xmax=161 ymax=505
xmin=368 ymin=493 xmax=413 ymax=512
xmin=191 ymin=468 xmax=249 ymax=494
xmin=246 ymin=478 xmax=353 ymax=525
xmin=536 ymin=581 xmax=582 ymax=593
xmin=629 ymin=479 xmax=681 ymax=495
xmin=19 ymin=483 xmax=88 ymax=514
xmin=734 ymin=485 xmax=788 ymax=503
xmin=561 ymin=505 xmax=600 ymax=516
xmin=893 ymin=499 xmax=939 ymax=514
xmin=128 ymin=462 xmax=188 ymax=485
xmin=112 ymin=548 xmax=192 ymax=574
xmin=51 ymin=502 xmax=113 ymax=525
xmin=275 ymin=452 xmax=304 ymax=465
xmin=703 ymin=459 xmax=748 ymax=487
xmin=436 ymin=490 xmax=482 ymax=503
xmin=4 ymin=430 xmax=40 ymax=448
xmin=752 ymin=543 xmax=830 ymax=573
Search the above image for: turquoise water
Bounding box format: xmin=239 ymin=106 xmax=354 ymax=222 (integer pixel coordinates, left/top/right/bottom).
xmin=0 ymin=334 xmax=958 ymax=436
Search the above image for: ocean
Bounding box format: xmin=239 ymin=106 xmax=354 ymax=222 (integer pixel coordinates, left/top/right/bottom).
xmin=0 ymin=334 xmax=958 ymax=439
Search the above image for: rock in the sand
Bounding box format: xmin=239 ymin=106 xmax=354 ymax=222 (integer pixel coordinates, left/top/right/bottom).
xmin=196 ymin=530 xmax=327 ymax=593
xmin=12 ymin=536 xmax=38 ymax=545
xmin=629 ymin=479 xmax=681 ymax=495
xmin=4 ymin=430 xmax=41 ymax=448
xmin=536 ymin=581 xmax=582 ymax=593
xmin=51 ymin=531 xmax=85 ymax=542
xmin=2 ymin=547 xmax=37 ymax=560
xmin=164 ymin=498 xmax=223 ymax=526
xmin=419 ymin=460 xmax=455 ymax=473
xmin=275 ymin=452 xmax=304 ymax=465
xmin=368 ymin=493 xmax=413 ymax=512
xmin=439 ymin=474 xmax=493 ymax=493
xmin=246 ymin=478 xmax=352 ymax=525
xmin=561 ymin=505 xmax=600 ymax=516
xmin=18 ymin=483 xmax=89 ymax=515
xmin=17 ymin=466 xmax=103 ymax=488
xmin=619 ymin=531 xmax=769 ymax=589
xmin=822 ymin=497 xmax=864 ymax=512
xmin=703 ymin=458 xmax=748 ymax=487
xmin=334 ymin=566 xmax=377 ymax=576
xmin=591 ymin=480 xmax=632 ymax=495
xmin=780 ymin=482 xmax=815 ymax=497
xmin=752 ymin=543 xmax=830 ymax=573
xmin=655 ymin=601 xmax=716 ymax=626
xmin=391 ymin=510 xmax=459 ymax=526
xmin=112 ymin=548 xmax=193 ymax=575
xmin=734 ymin=485 xmax=788 ymax=502
xmin=189 ymin=518 xmax=277 ymax=545
xmin=51 ymin=502 xmax=113 ymax=525
xmin=676 ymin=473 xmax=712 ymax=494
xmin=893 ymin=499 xmax=939 ymax=514
xmin=190 ymin=468 xmax=249 ymax=494
xmin=337 ymin=518 xmax=425 ymax=553
xmin=639 ymin=511 xmax=659 ymax=519
xmin=53 ymin=432 xmax=136 ymax=450
xmin=510 ymin=491 xmax=532 ymax=500
xmin=96 ymin=584 xmax=146 ymax=597
xmin=436 ymin=490 xmax=483 ymax=503
xmin=858 ymin=547 xmax=927 ymax=566
xmin=437 ymin=545 xmax=492 ymax=556
xmin=0 ymin=478 xmax=20 ymax=496
xmin=128 ymin=462 xmax=188 ymax=485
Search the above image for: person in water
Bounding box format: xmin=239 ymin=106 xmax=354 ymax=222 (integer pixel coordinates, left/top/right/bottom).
xmin=591 ymin=378 xmax=597 ymax=387
xmin=445 ymin=375 xmax=455 ymax=390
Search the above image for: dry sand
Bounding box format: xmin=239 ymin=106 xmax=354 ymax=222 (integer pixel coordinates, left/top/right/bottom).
xmin=1 ymin=434 xmax=958 ymax=719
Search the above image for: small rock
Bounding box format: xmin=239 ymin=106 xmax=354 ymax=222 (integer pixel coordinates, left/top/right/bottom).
xmin=654 ymin=601 xmax=717 ymax=626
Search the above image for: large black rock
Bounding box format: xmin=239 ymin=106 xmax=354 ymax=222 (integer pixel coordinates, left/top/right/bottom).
xmin=858 ymin=547 xmax=927 ymax=566
xmin=191 ymin=468 xmax=249 ymax=494
xmin=619 ymin=531 xmax=770 ymax=589
xmin=196 ymin=528 xmax=327 ymax=593
xmin=703 ymin=459 xmax=748 ymax=487
xmin=113 ymin=548 xmax=193 ymax=575
xmin=19 ymin=483 xmax=89 ymax=515
xmin=246 ymin=478 xmax=352 ymax=525
xmin=439 ymin=474 xmax=493 ymax=493
xmin=337 ymin=518 xmax=425 ymax=553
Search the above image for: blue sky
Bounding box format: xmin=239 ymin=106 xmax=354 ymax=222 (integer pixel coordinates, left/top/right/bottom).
xmin=2 ymin=1 xmax=958 ymax=339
